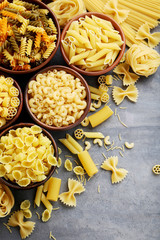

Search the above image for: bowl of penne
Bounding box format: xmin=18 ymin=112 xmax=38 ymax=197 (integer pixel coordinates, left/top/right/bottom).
xmin=60 ymin=12 xmax=126 ymax=76
xmin=0 ymin=123 xmax=58 ymax=190
xmin=24 ymin=65 xmax=91 ymax=131
xmin=0 ymin=0 xmax=60 ymax=74
xmin=0 ymin=73 xmax=23 ymax=131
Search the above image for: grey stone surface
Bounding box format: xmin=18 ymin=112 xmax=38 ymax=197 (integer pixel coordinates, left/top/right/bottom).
xmin=0 ymin=43 xmax=160 ymax=240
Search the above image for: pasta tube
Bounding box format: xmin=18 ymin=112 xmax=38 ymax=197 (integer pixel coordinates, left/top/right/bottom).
xmin=78 ymin=151 xmax=98 ymax=177
xmin=47 ymin=177 xmax=61 ymax=201
xmin=88 ymin=105 xmax=113 ymax=127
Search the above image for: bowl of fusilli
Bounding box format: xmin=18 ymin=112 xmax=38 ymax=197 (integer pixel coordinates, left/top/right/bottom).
xmin=24 ymin=65 xmax=91 ymax=131
xmin=0 ymin=0 xmax=60 ymax=74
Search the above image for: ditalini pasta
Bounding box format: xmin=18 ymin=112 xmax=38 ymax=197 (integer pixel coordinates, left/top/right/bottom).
xmin=125 ymin=44 xmax=160 ymax=77
xmin=47 ymin=177 xmax=61 ymax=202
xmin=8 ymin=210 xmax=35 ymax=239
xmin=0 ymin=75 xmax=20 ymax=127
xmin=59 ymin=178 xmax=85 ymax=207
xmin=113 ymin=62 xmax=140 ymax=86
xmin=62 ymin=15 xmax=123 ymax=72
xmin=48 ymin=0 xmax=86 ymax=27
xmin=78 ymin=151 xmax=98 ymax=177
xmin=88 ymin=105 xmax=113 ymax=127
xmin=112 ymin=85 xmax=138 ymax=105
xmin=101 ymin=156 xmax=128 ymax=183
xmin=0 ymin=0 xmax=58 ymax=71
xmin=0 ymin=183 xmax=14 ymax=217
xmin=0 ymin=125 xmax=57 ymax=187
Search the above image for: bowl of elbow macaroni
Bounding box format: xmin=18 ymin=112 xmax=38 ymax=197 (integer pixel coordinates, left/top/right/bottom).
xmin=0 ymin=123 xmax=58 ymax=190
xmin=0 ymin=73 xmax=23 ymax=131
xmin=60 ymin=12 xmax=126 ymax=76
xmin=25 ymin=65 xmax=91 ymax=130
xmin=0 ymin=0 xmax=60 ymax=74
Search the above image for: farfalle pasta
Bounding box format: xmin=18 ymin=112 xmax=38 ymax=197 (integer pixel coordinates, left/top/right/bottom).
xmin=0 ymin=0 xmax=58 ymax=71
xmin=0 ymin=125 xmax=57 ymax=187
xmin=48 ymin=0 xmax=86 ymax=28
xmin=101 ymin=156 xmax=128 ymax=184
xmin=125 ymin=44 xmax=160 ymax=77
xmin=112 ymin=85 xmax=138 ymax=105
xmin=59 ymin=178 xmax=85 ymax=207
xmin=8 ymin=210 xmax=35 ymax=239
xmin=103 ymin=0 xmax=129 ymax=24
xmin=0 ymin=183 xmax=14 ymax=218
xmin=0 ymin=75 xmax=20 ymax=127
xmin=135 ymin=23 xmax=160 ymax=48
xmin=113 ymin=63 xmax=140 ymax=86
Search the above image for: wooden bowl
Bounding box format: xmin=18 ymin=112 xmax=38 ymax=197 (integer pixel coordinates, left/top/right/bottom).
xmin=0 ymin=0 xmax=60 ymax=75
xmin=60 ymin=12 xmax=126 ymax=76
xmin=0 ymin=72 xmax=23 ymax=131
xmin=25 ymin=65 xmax=91 ymax=131
xmin=0 ymin=123 xmax=58 ymax=190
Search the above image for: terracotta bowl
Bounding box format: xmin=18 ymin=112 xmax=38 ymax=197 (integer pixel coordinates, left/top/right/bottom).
xmin=60 ymin=12 xmax=126 ymax=76
xmin=0 ymin=0 xmax=60 ymax=75
xmin=0 ymin=123 xmax=58 ymax=190
xmin=0 ymin=72 xmax=23 ymax=131
xmin=25 ymin=65 xmax=91 ymax=131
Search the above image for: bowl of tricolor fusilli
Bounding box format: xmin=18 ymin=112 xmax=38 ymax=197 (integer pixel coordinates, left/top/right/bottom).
xmin=0 ymin=0 xmax=60 ymax=74
xmin=24 ymin=65 xmax=91 ymax=131
xmin=0 ymin=123 xmax=58 ymax=190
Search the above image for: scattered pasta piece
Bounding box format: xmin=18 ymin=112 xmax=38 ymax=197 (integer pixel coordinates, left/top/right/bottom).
xmin=125 ymin=44 xmax=160 ymax=77
xmin=113 ymin=63 xmax=140 ymax=86
xmin=103 ymin=0 xmax=130 ymax=24
xmin=73 ymin=166 xmax=85 ymax=176
xmin=105 ymin=75 xmax=112 ymax=85
xmin=49 ymin=231 xmax=56 ymax=240
xmin=35 ymin=212 xmax=40 ymax=220
xmin=152 ymin=165 xmax=160 ymax=175
xmin=78 ymin=151 xmax=98 ymax=177
xmin=57 ymin=157 xmax=62 ymax=168
xmin=84 ymin=141 xmax=91 ymax=151
xmin=81 ymin=117 xmax=89 ymax=127
xmin=98 ymin=75 xmax=106 ymax=85
xmin=59 ymin=178 xmax=85 ymax=207
xmin=88 ymin=105 xmax=113 ymax=128
xmin=47 ymin=177 xmax=61 ymax=202
xmin=64 ymin=159 xmax=73 ymax=171
xmin=23 ymin=209 xmax=32 ymax=219
xmin=112 ymin=85 xmax=138 ymax=105
xmin=59 ymin=134 xmax=83 ymax=154
xmin=101 ymin=156 xmax=128 ymax=184
xmin=58 ymin=147 xmax=62 ymax=155
xmin=93 ymin=138 xmax=103 ymax=147
xmin=117 ymin=113 xmax=128 ymax=128
xmin=97 ymin=184 xmax=100 ymax=193
xmin=124 ymin=142 xmax=134 ymax=149
xmin=34 ymin=185 xmax=43 ymax=207
xmin=104 ymin=136 xmax=111 ymax=145
xmin=3 ymin=222 xmax=12 ymax=233
xmin=20 ymin=200 xmax=30 ymax=210
xmin=8 ymin=210 xmax=35 ymax=239
xmin=135 ymin=23 xmax=160 ymax=48
xmin=42 ymin=209 xmax=51 ymax=222
xmin=0 ymin=183 xmax=14 ymax=218
xmin=74 ymin=129 xmax=84 ymax=140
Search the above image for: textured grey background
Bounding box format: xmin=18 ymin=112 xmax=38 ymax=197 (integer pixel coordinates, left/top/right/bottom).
xmin=0 ymin=36 xmax=160 ymax=239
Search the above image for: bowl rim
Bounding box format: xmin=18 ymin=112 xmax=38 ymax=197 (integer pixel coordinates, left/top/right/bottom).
xmin=0 ymin=123 xmax=58 ymax=190
xmin=0 ymin=0 xmax=61 ymax=75
xmin=0 ymin=72 xmax=23 ymax=132
xmin=24 ymin=65 xmax=91 ymax=131
xmin=60 ymin=12 xmax=126 ymax=76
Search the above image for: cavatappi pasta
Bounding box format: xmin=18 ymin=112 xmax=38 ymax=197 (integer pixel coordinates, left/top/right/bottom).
xmin=62 ymin=15 xmax=123 ymax=72
xmin=0 ymin=0 xmax=57 ymax=71
xmin=48 ymin=0 xmax=86 ymax=28
xmin=28 ymin=69 xmax=87 ymax=127
xmin=0 ymin=125 xmax=57 ymax=187
xmin=0 ymin=75 xmax=20 ymax=127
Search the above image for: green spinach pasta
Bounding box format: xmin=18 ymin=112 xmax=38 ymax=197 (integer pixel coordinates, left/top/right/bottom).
xmin=0 ymin=0 xmax=58 ymax=71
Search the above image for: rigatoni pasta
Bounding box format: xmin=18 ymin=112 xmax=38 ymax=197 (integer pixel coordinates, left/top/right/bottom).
xmin=62 ymin=15 xmax=123 ymax=72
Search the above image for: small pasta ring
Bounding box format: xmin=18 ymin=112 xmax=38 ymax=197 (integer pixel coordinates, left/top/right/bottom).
xmin=152 ymin=165 xmax=160 ymax=175
xmin=81 ymin=117 xmax=89 ymax=127
xmin=74 ymin=129 xmax=84 ymax=139
xmin=98 ymin=75 xmax=106 ymax=85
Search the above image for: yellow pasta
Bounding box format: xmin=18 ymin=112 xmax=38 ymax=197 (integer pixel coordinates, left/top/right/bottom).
xmin=73 ymin=166 xmax=85 ymax=175
xmin=78 ymin=151 xmax=98 ymax=177
xmin=20 ymin=200 xmax=31 ymax=210
xmin=34 ymin=185 xmax=43 ymax=207
xmin=152 ymin=165 xmax=160 ymax=175
xmin=59 ymin=178 xmax=85 ymax=207
xmin=41 ymin=193 xmax=52 ymax=213
xmin=64 ymin=159 xmax=73 ymax=171
xmin=42 ymin=209 xmax=51 ymax=222
xmin=46 ymin=177 xmax=61 ymax=202
xmin=101 ymin=156 xmax=128 ymax=184
xmin=23 ymin=209 xmax=32 ymax=219
xmin=88 ymin=105 xmax=113 ymax=127
xmin=112 ymin=85 xmax=138 ymax=105
xmin=0 ymin=183 xmax=14 ymax=218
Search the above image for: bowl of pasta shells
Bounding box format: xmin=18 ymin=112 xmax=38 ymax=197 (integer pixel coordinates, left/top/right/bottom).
xmin=0 ymin=123 xmax=58 ymax=189
xmin=0 ymin=0 xmax=60 ymax=74
xmin=0 ymin=73 xmax=23 ymax=131
xmin=24 ymin=65 xmax=91 ymax=131
xmin=60 ymin=12 xmax=126 ymax=76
